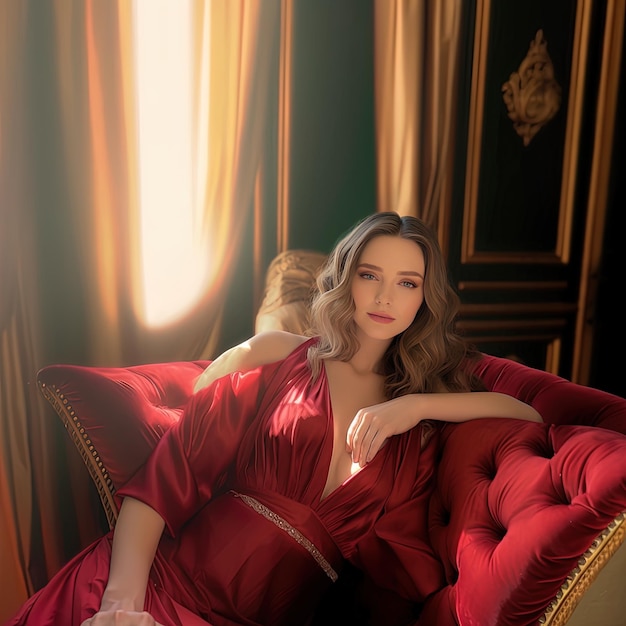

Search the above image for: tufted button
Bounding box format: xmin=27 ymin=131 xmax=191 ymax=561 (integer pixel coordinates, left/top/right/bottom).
xmin=480 ymin=457 xmax=498 ymax=481
xmin=522 ymin=436 xmax=556 ymax=459
xmin=491 ymin=522 xmax=507 ymax=542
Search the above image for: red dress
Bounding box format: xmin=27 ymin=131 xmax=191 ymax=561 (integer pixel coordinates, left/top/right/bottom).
xmin=5 ymin=339 xmax=444 ymax=626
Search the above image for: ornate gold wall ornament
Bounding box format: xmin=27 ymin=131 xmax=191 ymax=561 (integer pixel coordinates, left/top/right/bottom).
xmin=502 ymin=29 xmax=562 ymax=146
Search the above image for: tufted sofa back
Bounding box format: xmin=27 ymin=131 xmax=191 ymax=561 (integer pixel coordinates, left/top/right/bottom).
xmin=415 ymin=349 xmax=626 ymax=625
xmin=424 ymin=417 xmax=626 ymax=624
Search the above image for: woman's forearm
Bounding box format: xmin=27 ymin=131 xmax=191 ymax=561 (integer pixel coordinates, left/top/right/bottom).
xmin=418 ymin=391 xmax=542 ymax=423
xmin=347 ymin=391 xmax=543 ymax=466
xmin=100 ymin=497 xmax=165 ymax=611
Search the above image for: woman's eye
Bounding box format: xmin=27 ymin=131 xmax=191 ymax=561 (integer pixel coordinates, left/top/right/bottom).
xmin=360 ymin=272 xmax=376 ymax=280
xmin=400 ymin=280 xmax=417 ymax=288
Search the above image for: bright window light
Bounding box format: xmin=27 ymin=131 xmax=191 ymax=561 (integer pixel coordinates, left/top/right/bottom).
xmin=133 ymin=0 xmax=211 ymax=327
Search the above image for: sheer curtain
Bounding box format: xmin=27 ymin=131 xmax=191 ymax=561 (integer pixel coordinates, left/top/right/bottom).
xmin=0 ymin=0 xmax=280 ymax=620
xmin=374 ymin=0 xmax=464 ymax=231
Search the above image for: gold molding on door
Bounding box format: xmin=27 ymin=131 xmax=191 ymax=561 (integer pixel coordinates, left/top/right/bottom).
xmin=457 ymin=318 xmax=567 ymax=332
xmin=573 ymin=0 xmax=625 ymax=385
xmin=457 ymin=328 xmax=563 ymax=374
xmin=459 ymin=302 xmax=577 ymax=316
xmin=458 ymin=280 xmax=568 ymax=291
xmin=461 ymin=0 xmax=593 ymax=264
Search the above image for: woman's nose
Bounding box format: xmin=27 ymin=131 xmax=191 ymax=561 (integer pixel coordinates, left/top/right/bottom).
xmin=375 ymin=288 xmax=391 ymax=305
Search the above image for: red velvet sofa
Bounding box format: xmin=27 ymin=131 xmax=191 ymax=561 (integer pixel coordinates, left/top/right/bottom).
xmin=37 ymin=352 xmax=626 ymax=626
xmin=35 ymin=251 xmax=626 ymax=625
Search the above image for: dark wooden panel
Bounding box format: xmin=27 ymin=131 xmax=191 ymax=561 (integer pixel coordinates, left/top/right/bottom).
xmin=447 ymin=0 xmax=613 ymax=380
xmin=457 ymin=308 xmax=575 ymax=375
xmin=461 ymin=0 xmax=592 ymax=265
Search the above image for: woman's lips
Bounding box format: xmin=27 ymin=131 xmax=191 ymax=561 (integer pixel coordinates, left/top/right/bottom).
xmin=367 ymin=312 xmax=395 ymax=324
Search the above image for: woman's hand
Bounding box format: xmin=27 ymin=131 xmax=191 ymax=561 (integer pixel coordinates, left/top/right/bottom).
xmin=80 ymin=609 xmax=163 ymax=626
xmin=347 ymin=396 xmax=422 ymax=467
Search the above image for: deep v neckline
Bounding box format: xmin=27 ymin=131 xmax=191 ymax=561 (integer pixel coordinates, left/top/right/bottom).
xmin=317 ymin=362 xmax=384 ymax=504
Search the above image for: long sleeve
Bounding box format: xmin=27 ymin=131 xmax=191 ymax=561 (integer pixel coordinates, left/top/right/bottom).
xmin=116 ymin=362 xmax=279 ymax=536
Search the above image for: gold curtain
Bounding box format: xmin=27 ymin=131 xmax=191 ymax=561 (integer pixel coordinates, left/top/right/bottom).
xmin=0 ymin=1 xmax=65 ymax=617
xmin=0 ymin=0 xmax=279 ymax=620
xmin=194 ymin=0 xmax=281 ymax=359
xmin=374 ymin=0 xmax=463 ymax=228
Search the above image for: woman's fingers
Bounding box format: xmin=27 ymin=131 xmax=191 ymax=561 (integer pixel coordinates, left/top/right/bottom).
xmin=345 ymin=411 xmax=361 ymax=453
xmin=346 ymin=410 xmax=365 ymax=462
xmin=363 ymin=428 xmax=385 ymax=464
xmin=348 ymin=396 xmax=420 ymax=465
xmin=348 ymin=409 xmax=386 ymax=466
xmin=81 ymin=610 xmax=160 ymax=625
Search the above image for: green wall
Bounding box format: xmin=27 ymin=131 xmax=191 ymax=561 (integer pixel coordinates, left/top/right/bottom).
xmin=288 ymin=0 xmax=376 ymax=253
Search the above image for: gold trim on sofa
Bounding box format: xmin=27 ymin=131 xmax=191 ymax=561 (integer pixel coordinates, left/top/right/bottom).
xmin=540 ymin=512 xmax=626 ymax=625
xmin=38 ymin=380 xmax=118 ymax=529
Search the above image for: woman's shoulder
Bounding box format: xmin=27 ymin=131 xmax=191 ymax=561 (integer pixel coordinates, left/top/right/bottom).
xmin=193 ymin=331 xmax=312 ymax=393
xmin=246 ymin=330 xmax=312 ymax=365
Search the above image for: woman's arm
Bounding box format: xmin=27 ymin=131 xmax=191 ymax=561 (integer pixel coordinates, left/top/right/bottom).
xmin=193 ymin=330 xmax=307 ymax=393
xmin=347 ymin=392 xmax=542 ymax=466
xmin=80 ymin=497 xmax=165 ymax=625
xmin=82 ymin=334 xmax=310 ymax=625
xmin=101 ymin=497 xmax=165 ymax=610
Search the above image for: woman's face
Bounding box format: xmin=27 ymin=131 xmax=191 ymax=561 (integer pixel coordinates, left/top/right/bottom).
xmin=350 ymin=235 xmax=426 ymax=343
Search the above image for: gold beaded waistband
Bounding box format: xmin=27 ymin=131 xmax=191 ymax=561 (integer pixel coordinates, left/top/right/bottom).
xmin=230 ymin=491 xmax=339 ymax=582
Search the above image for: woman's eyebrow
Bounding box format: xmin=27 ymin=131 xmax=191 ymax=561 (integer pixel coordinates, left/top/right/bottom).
xmin=358 ymin=263 xmax=424 ymax=279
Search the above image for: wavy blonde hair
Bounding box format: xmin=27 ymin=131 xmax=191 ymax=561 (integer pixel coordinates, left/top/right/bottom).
xmin=307 ymin=212 xmax=482 ymax=397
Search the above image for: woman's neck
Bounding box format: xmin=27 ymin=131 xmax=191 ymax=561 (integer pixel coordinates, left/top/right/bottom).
xmin=348 ymin=336 xmax=391 ymax=375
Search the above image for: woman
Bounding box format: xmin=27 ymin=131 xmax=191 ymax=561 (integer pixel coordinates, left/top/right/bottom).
xmin=6 ymin=212 xmax=541 ymax=626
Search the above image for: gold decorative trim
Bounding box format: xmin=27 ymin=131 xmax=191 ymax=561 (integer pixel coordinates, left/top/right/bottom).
xmin=459 ymin=302 xmax=577 ymax=316
xmin=462 ymin=0 xmax=592 ymax=264
xmin=458 ymin=332 xmax=562 ymax=372
xmin=572 ymin=0 xmax=625 ymax=385
xmin=461 ymin=0 xmax=491 ymax=264
xmin=544 ymin=337 xmax=562 ymax=374
xmin=502 ymin=30 xmax=562 ymax=146
xmin=458 ymin=280 xmax=568 ymax=291
xmin=231 ymin=491 xmax=339 ymax=582
xmin=540 ymin=513 xmax=626 ymax=626
xmin=556 ymin=0 xmax=593 ymax=267
xmin=37 ymin=380 xmax=118 ymax=529
xmin=456 ymin=319 xmax=567 ymax=332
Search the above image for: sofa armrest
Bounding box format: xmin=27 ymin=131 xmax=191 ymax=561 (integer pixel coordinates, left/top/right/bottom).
xmin=37 ymin=360 xmax=210 ymax=528
xmin=470 ymin=353 xmax=626 ymax=433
